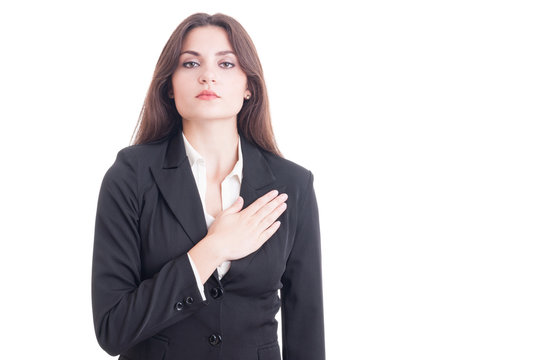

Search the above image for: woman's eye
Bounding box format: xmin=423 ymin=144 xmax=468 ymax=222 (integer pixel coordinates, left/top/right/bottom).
xmin=182 ymin=61 xmax=199 ymax=68
xmin=220 ymin=62 xmax=235 ymax=69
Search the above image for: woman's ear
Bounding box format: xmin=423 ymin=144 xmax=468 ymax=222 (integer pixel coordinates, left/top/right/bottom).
xmin=167 ymin=83 xmax=174 ymax=99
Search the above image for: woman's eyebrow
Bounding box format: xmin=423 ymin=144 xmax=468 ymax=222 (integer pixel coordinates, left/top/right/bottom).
xmin=180 ymin=50 xmax=236 ymax=56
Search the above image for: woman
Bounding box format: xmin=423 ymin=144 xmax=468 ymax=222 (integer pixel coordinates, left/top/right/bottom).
xmin=92 ymin=12 xmax=325 ymax=360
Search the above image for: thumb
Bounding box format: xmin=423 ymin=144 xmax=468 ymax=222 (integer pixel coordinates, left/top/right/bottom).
xmin=223 ymin=196 xmax=243 ymax=215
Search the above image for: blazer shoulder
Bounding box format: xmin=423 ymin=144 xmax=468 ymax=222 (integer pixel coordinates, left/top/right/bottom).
xmin=98 ymin=137 xmax=170 ymax=206
xmin=100 ymin=137 xmax=169 ymax=189
xmin=261 ymin=150 xmax=314 ymax=188
xmin=113 ymin=136 xmax=169 ymax=168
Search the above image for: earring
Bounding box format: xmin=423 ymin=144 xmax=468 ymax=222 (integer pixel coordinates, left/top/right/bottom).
xmin=245 ymin=94 xmax=251 ymax=100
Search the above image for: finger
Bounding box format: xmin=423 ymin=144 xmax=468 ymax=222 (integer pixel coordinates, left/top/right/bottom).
xmin=254 ymin=193 xmax=288 ymax=223
xmin=242 ymin=189 xmax=279 ymax=217
xmin=258 ymin=201 xmax=287 ymax=232
xmin=258 ymin=221 xmax=281 ymax=244
xmin=223 ymin=196 xmax=244 ymax=215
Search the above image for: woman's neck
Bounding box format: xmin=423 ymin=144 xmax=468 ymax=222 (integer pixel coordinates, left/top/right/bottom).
xmin=182 ymin=119 xmax=239 ymax=181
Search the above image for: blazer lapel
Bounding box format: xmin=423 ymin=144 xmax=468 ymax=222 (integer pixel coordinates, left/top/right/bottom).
xmin=150 ymin=130 xmax=209 ymax=249
xmin=150 ymin=129 xmax=280 ymax=285
xmin=220 ymin=133 xmax=283 ymax=285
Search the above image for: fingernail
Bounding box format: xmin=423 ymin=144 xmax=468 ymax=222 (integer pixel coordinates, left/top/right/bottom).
xmin=272 ymin=190 xmax=279 ymax=196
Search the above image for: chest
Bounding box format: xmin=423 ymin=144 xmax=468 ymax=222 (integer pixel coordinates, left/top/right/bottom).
xmin=205 ymin=179 xmax=222 ymax=219
xmin=138 ymin=182 xmax=293 ymax=293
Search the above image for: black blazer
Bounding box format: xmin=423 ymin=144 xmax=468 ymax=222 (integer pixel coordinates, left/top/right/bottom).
xmin=91 ymin=129 xmax=325 ymax=360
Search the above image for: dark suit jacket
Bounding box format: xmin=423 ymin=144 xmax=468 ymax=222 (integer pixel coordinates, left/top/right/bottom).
xmin=91 ymin=129 xmax=325 ymax=360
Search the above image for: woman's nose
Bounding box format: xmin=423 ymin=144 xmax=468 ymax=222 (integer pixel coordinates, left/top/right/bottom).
xmin=198 ymin=68 xmax=217 ymax=84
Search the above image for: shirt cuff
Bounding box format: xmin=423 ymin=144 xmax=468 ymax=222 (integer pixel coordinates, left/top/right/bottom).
xmin=187 ymin=252 xmax=206 ymax=301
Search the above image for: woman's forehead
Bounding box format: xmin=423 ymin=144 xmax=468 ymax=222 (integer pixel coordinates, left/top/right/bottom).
xmin=181 ymin=26 xmax=233 ymax=52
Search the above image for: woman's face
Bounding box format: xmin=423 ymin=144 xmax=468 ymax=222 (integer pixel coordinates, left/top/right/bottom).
xmin=170 ymin=25 xmax=250 ymax=123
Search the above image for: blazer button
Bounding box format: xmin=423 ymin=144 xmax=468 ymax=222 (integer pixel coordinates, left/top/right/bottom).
xmin=174 ymin=301 xmax=184 ymax=311
xmin=208 ymin=334 xmax=222 ymax=346
xmin=210 ymin=287 xmax=224 ymax=299
xmin=185 ymin=296 xmax=194 ymax=305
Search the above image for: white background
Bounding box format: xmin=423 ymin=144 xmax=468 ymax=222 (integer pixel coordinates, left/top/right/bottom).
xmin=1 ymin=0 xmax=541 ymax=359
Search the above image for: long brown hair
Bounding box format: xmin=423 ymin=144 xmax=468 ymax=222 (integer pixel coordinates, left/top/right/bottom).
xmin=131 ymin=12 xmax=282 ymax=157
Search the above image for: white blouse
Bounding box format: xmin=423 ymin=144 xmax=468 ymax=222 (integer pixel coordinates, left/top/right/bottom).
xmin=183 ymin=131 xmax=243 ymax=301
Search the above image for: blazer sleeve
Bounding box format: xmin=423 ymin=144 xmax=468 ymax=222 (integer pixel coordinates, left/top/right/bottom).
xmin=280 ymin=170 xmax=326 ymax=360
xmin=91 ymin=149 xmax=207 ymax=356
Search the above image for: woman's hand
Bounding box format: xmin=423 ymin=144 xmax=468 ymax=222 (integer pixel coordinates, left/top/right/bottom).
xmin=206 ymin=189 xmax=288 ymax=262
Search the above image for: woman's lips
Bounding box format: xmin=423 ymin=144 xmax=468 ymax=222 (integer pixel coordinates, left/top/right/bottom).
xmin=197 ymin=94 xmax=219 ymax=100
xmin=197 ymin=90 xmax=219 ymax=100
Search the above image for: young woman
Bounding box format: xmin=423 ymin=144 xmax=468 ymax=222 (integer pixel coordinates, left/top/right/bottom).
xmin=92 ymin=12 xmax=325 ymax=360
